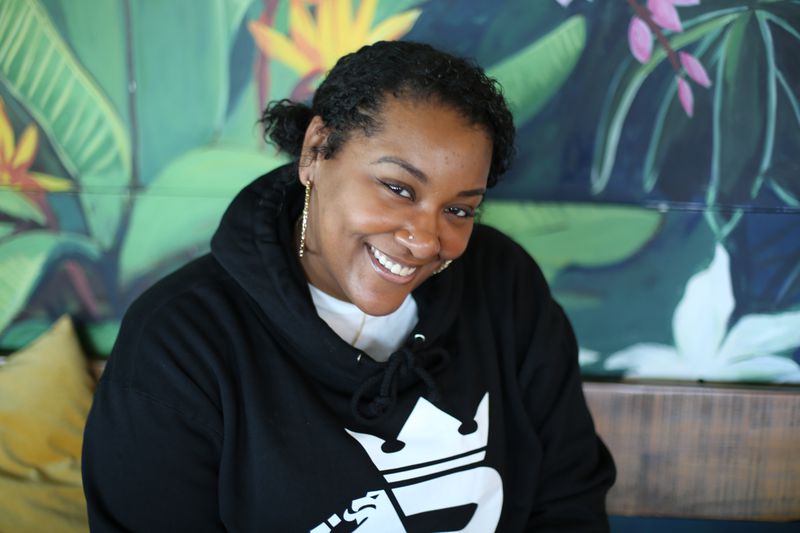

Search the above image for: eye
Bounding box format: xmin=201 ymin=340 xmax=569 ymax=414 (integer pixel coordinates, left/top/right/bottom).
xmin=446 ymin=206 xmax=476 ymax=218
xmin=381 ymin=180 xmax=414 ymax=200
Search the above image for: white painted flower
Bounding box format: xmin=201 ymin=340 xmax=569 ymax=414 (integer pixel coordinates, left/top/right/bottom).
xmin=579 ymin=347 xmax=600 ymax=366
xmin=605 ymin=244 xmax=800 ymax=383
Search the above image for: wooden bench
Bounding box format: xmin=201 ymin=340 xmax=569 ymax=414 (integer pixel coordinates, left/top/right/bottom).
xmin=583 ymin=381 xmax=800 ymax=521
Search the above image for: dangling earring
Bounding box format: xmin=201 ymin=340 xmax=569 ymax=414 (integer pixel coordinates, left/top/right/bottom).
xmin=298 ymin=180 xmax=312 ymax=258
xmin=434 ymin=259 xmax=452 ymax=275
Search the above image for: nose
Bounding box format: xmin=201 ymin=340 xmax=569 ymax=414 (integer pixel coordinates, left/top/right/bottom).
xmin=395 ymin=225 xmax=441 ymax=259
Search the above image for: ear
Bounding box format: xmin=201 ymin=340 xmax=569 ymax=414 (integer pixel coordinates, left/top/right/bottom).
xmin=298 ymin=115 xmax=327 ymax=187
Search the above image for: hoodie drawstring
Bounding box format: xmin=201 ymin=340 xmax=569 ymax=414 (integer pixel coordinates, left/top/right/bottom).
xmin=350 ymin=343 xmax=449 ymax=426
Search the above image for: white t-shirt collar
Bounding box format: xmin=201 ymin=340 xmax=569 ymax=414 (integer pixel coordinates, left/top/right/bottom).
xmin=308 ymin=284 xmax=418 ymax=362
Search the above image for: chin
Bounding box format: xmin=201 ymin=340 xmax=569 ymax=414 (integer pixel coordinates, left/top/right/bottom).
xmin=356 ymin=299 xmax=404 ymax=317
xmin=350 ymin=290 xmax=409 ymax=317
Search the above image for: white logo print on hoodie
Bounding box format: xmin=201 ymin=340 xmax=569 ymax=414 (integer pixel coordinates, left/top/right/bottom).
xmin=311 ymin=393 xmax=503 ymax=532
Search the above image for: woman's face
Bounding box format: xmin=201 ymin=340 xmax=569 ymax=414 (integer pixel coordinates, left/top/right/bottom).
xmin=298 ymin=96 xmax=493 ymax=316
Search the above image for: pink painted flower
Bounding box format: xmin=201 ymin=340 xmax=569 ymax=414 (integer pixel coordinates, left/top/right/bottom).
xmin=680 ymin=51 xmax=711 ymax=87
xmin=620 ymin=0 xmax=707 ymax=119
xmin=555 ymin=0 xmax=574 ymax=6
xmin=648 ymin=0 xmax=683 ymax=32
xmin=677 ymin=76 xmax=694 ymax=117
xmin=628 ymin=16 xmax=654 ymax=63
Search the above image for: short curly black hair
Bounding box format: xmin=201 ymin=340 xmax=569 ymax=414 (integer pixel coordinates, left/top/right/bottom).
xmin=260 ymin=40 xmax=515 ymax=188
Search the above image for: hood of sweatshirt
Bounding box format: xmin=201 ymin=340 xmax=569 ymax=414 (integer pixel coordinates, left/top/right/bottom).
xmin=210 ymin=164 xmax=463 ymax=422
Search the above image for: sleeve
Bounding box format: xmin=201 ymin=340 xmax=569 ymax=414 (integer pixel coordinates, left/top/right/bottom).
xmin=82 ymin=383 xmax=225 ymax=532
xmin=514 ymin=254 xmax=616 ymax=531
xmin=81 ymin=295 xmax=226 ymax=532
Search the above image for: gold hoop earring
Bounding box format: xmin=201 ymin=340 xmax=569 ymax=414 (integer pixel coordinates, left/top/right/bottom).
xmin=298 ymin=181 xmax=312 ymax=258
xmin=434 ymin=259 xmax=452 ymax=275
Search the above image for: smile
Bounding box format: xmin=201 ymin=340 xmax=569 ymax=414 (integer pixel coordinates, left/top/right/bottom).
xmin=367 ymin=245 xmax=418 ymax=277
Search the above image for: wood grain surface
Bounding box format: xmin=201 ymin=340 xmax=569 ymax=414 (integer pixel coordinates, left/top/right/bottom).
xmin=583 ymin=381 xmax=800 ymax=521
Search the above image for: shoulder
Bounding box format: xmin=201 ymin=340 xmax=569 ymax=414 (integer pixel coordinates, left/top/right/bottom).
xmin=125 ymin=254 xmax=235 ymax=327
xmin=463 ymin=228 xmax=578 ymax=382
xmin=103 ymin=254 xmax=238 ymax=401
xmin=457 ymin=224 xmax=557 ymax=354
xmin=461 ymin=223 xmax=550 ymax=298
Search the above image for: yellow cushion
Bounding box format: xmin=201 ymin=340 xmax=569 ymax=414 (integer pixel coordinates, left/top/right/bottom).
xmin=0 ymin=315 xmax=94 ymax=532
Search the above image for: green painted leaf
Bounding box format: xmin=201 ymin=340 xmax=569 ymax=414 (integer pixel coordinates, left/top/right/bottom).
xmin=374 ymin=0 xmax=426 ymax=24
xmin=0 ymin=0 xmax=131 ymax=249
xmin=0 ymin=189 xmax=46 ymax=224
xmin=767 ymin=169 xmax=800 ymax=208
xmin=220 ymin=77 xmax=262 ymax=146
xmin=765 ymin=160 xmax=800 ymax=207
xmin=85 ymin=319 xmax=120 ymax=356
xmin=0 ymin=317 xmax=51 ymax=351
xmin=591 ymin=12 xmax=741 ymax=194
xmin=760 ymin=0 xmax=800 ymax=26
xmin=224 ymin=0 xmax=256 ymax=39
xmin=0 ymin=313 xmax=120 ymax=355
xmin=130 ymin=0 xmax=230 ymax=185
xmin=748 ymin=11 xmax=779 ymax=199
xmin=0 ymin=230 xmax=102 ymax=332
xmin=480 ymin=201 xmax=662 ymax=282
xmin=0 ymin=222 xmax=14 ymax=240
xmin=708 ymin=14 xmax=768 ymax=205
xmin=643 ymin=28 xmax=724 ymax=193
xmin=51 ymin=0 xmax=130 ymax=131
xmin=477 ymin=2 xmax=565 ymax=67
xmin=119 ymin=145 xmax=287 ymax=287
xmin=487 ymin=15 xmax=586 ymax=126
xmin=704 ymin=208 xmax=744 ymax=241
xmin=765 ymin=20 xmax=800 ymax=207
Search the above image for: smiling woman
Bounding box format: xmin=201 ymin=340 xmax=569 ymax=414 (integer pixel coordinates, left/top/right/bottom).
xmin=82 ymin=41 xmax=615 ymax=532
xmin=298 ymin=100 xmax=492 ymax=316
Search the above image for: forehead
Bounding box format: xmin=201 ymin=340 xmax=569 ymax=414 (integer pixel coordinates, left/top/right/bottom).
xmin=346 ymin=96 xmax=493 ymax=186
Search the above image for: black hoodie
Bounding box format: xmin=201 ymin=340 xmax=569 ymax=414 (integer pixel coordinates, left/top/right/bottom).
xmin=82 ymin=164 xmax=615 ymax=532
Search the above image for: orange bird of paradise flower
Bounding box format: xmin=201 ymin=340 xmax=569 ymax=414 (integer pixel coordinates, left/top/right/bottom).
xmin=250 ymin=0 xmax=421 ymax=98
xmin=0 ymin=96 xmax=72 ymax=223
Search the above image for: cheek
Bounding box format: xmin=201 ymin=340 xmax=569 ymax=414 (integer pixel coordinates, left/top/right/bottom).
xmin=335 ymin=200 xmax=400 ymax=237
xmin=315 ymin=176 xmax=388 ymax=231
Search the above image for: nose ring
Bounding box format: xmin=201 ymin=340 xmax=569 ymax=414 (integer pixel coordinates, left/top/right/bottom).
xmin=408 ymin=233 xmax=414 ymax=240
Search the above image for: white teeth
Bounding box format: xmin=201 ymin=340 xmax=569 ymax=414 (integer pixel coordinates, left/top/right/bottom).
xmin=370 ymin=246 xmax=417 ymax=277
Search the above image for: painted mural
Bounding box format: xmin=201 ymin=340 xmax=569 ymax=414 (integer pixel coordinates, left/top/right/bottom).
xmin=0 ymin=0 xmax=798 ymax=383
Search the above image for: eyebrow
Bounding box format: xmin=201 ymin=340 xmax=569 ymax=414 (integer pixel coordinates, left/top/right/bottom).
xmin=372 ymin=156 xmax=428 ymax=183
xmin=457 ymin=188 xmax=486 ymax=198
xmin=371 ymin=156 xmax=486 ymax=198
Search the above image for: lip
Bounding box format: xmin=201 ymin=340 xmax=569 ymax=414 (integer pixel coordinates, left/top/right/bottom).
xmin=365 ymin=244 xmax=420 ymax=283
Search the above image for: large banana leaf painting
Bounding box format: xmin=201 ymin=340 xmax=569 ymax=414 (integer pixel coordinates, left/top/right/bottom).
xmin=0 ymin=0 xmax=798 ymax=383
